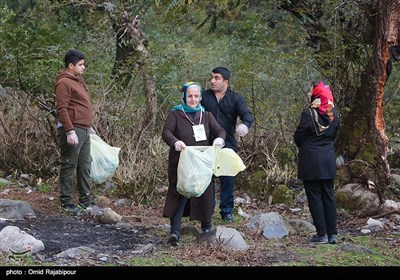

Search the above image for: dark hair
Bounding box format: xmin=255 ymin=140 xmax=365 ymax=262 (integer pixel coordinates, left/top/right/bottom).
xmin=212 ymin=67 xmax=230 ymax=81
xmin=64 ymin=49 xmax=85 ymax=68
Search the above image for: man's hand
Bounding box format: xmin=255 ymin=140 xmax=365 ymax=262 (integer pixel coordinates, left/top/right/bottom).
xmin=235 ymin=124 xmax=249 ymax=137
xmin=66 ymin=130 xmax=79 ymax=147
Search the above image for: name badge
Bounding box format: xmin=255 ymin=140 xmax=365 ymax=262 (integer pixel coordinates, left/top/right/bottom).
xmin=193 ymin=124 xmax=207 ymax=142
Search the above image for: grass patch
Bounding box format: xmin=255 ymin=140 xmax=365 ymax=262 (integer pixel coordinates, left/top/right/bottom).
xmin=282 ymin=235 xmax=400 ymax=266
xmin=36 ymin=183 xmax=52 ymax=194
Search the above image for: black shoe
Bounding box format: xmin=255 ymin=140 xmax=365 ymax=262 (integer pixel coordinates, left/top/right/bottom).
xmin=77 ymin=202 xmax=95 ymax=210
xmin=328 ymin=234 xmax=338 ymax=244
xmin=309 ymin=234 xmax=328 ymax=244
xmin=168 ymin=234 xmax=179 ymax=246
xmin=222 ymin=213 xmax=234 ymax=223
xmin=61 ymin=204 xmax=81 ymax=215
xmin=201 ymin=221 xmax=211 ymax=233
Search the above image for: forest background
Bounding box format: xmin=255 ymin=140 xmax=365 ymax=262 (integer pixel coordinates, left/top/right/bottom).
xmin=1 ymin=0 xmax=400 ymax=210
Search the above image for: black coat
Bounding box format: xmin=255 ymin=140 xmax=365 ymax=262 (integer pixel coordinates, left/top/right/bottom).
xmin=294 ymin=107 xmax=339 ymax=180
xmin=201 ymin=88 xmax=254 ymax=151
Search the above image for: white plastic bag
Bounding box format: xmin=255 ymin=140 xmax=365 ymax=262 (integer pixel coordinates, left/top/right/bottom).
xmin=176 ymin=146 xmax=246 ymax=198
xmin=176 ymin=146 xmax=215 ymax=198
xmin=90 ymin=134 xmax=121 ymax=184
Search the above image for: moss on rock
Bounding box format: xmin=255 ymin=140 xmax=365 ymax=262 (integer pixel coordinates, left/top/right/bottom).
xmin=271 ymin=184 xmax=293 ymax=204
xmin=336 ymin=191 xmax=366 ymax=212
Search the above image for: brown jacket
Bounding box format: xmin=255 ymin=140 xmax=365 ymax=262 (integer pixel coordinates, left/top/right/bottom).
xmin=55 ymin=71 xmax=93 ymax=132
xmin=162 ymin=109 xmax=226 ymax=222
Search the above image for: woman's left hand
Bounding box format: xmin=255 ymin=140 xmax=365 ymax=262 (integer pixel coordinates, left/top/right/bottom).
xmin=213 ymin=137 xmax=225 ymax=148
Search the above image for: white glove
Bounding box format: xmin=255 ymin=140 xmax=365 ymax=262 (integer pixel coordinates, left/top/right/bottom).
xmin=236 ymin=124 xmax=249 ymax=137
xmin=66 ymin=130 xmax=79 ymax=147
xmin=174 ymin=140 xmax=186 ymax=152
xmin=213 ymin=137 xmax=225 ymax=148
xmin=89 ymin=127 xmax=96 ymax=135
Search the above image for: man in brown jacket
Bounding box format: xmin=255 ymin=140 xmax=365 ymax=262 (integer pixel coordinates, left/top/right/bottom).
xmin=55 ymin=49 xmax=95 ymax=215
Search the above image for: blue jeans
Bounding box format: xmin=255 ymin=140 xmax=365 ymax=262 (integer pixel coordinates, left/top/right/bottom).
xmin=219 ymin=176 xmax=234 ymax=216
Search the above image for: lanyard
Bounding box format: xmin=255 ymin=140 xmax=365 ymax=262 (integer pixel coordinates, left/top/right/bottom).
xmin=182 ymin=109 xmax=202 ymax=125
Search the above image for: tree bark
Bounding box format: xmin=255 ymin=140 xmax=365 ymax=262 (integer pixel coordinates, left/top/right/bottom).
xmin=339 ymin=0 xmax=399 ymax=198
xmin=280 ymin=0 xmax=400 ymax=198
xmin=110 ymin=12 xmax=157 ymax=135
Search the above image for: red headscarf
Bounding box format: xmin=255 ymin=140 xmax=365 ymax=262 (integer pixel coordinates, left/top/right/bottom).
xmin=310 ymin=81 xmax=335 ymax=122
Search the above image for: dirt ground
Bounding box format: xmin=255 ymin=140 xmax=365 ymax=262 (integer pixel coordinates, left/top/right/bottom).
xmin=0 ymin=185 xmax=397 ymax=267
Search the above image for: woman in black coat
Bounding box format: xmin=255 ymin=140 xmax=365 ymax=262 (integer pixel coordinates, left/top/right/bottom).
xmin=294 ymin=80 xmax=339 ymax=244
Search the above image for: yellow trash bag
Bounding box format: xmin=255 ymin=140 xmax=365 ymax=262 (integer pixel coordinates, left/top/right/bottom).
xmin=213 ymin=147 xmax=246 ymax=177
xmin=90 ymin=134 xmax=121 ymax=184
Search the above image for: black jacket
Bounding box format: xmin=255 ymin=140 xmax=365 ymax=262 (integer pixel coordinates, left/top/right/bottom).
xmin=201 ymin=88 xmax=254 ymax=151
xmin=294 ymin=107 xmax=339 ymax=180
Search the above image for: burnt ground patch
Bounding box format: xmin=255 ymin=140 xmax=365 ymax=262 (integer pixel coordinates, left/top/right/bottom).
xmin=0 ymin=212 xmax=161 ymax=261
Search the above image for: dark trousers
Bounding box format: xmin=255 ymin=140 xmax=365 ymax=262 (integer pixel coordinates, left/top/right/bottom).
xmin=170 ymin=197 xmax=188 ymax=237
xmin=303 ymin=179 xmax=337 ymax=236
xmin=219 ymin=176 xmax=234 ymax=216
xmin=58 ymin=127 xmax=92 ymax=206
xmin=170 ymin=196 xmax=211 ymax=236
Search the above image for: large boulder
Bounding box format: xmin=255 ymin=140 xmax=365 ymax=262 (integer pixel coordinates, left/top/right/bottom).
xmin=336 ymin=184 xmax=380 ymax=216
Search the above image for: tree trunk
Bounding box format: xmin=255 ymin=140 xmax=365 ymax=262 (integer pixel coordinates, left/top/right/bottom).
xmin=280 ymin=0 xmax=400 ymax=198
xmin=338 ymin=1 xmax=399 ymax=198
xmin=81 ymin=3 xmax=158 ymax=137
xmin=110 ymin=13 xmax=157 ymax=135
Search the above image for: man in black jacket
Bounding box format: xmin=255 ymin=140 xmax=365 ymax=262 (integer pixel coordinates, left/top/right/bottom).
xmin=201 ymin=67 xmax=254 ymax=222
